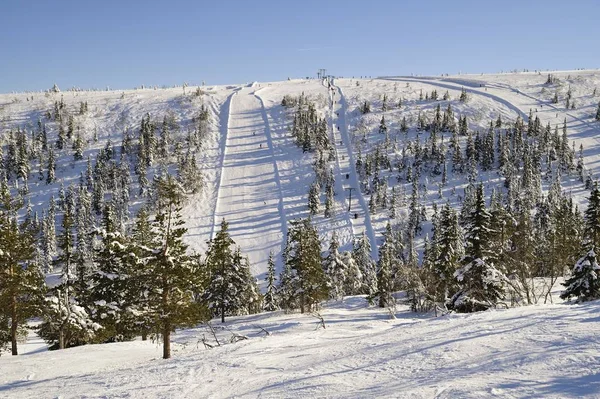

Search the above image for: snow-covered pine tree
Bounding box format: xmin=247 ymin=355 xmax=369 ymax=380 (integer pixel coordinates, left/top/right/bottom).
xmin=448 ymin=183 xmax=506 ymax=312
xmin=204 ymin=218 xmax=236 ymax=322
xmin=308 ymin=181 xmax=320 ymax=215
xmin=323 ymin=232 xmax=347 ymax=300
xmin=142 ymin=175 xmax=201 ymax=359
xmin=561 ymin=248 xmax=600 ymax=302
xmin=378 ymin=115 xmax=387 ymax=134
xmin=372 ymin=223 xmax=396 ymax=308
xmin=263 ymin=251 xmax=278 ymax=311
xmin=283 ymin=218 xmax=327 ymax=313
xmin=433 ymin=203 xmax=463 ymax=302
xmin=324 ymin=181 xmax=334 ymax=218
xmin=584 ymin=182 xmax=600 ymax=248
xmin=353 ymin=232 xmax=376 ymax=300
xmin=46 ymin=147 xmax=56 ymax=184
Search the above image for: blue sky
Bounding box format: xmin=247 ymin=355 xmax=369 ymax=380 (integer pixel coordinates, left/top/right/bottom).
xmin=1 ymin=0 xmax=598 ymax=92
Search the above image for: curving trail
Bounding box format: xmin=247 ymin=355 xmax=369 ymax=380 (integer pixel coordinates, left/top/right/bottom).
xmin=380 ymin=76 xmax=529 ymax=121
xmin=213 ymin=88 xmax=286 ymax=277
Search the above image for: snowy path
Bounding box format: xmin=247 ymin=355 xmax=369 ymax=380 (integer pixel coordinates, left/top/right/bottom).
xmin=331 ymin=80 xmax=378 ymax=257
xmin=213 ymin=88 xmax=285 ymax=277
xmin=3 ymin=298 xmax=600 ymax=398
xmin=380 ymin=76 xmax=529 ymax=121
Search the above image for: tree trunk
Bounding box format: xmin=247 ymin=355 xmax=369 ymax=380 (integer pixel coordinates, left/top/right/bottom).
xmin=163 ymin=325 xmax=171 ymax=359
xmin=11 ymin=292 xmax=18 ymax=356
xmin=59 ymin=327 xmax=65 ymax=350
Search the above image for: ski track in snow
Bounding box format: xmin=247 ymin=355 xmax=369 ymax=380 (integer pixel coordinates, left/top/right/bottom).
xmin=331 ymin=80 xmax=378 ymax=257
xmin=212 ymin=88 xmax=286 ymax=278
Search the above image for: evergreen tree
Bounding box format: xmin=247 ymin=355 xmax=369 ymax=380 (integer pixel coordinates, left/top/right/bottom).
xmin=584 ymin=182 xmax=600 ymax=248
xmin=264 ymin=251 xmax=278 ymax=311
xmin=283 ymin=218 xmax=327 ymax=313
xmin=204 ymin=218 xmax=240 ymax=322
xmin=373 ymin=223 xmax=395 ymax=308
xmin=561 ymin=248 xmax=600 ymax=302
xmin=449 ymin=184 xmax=505 ymax=312
xmin=596 ymin=102 xmax=600 ymax=121
xmin=323 ymin=232 xmax=347 ymax=300
xmin=353 ymin=232 xmax=376 ymax=300
xmin=378 ymin=115 xmax=387 ymax=134
xmin=0 ymin=182 xmax=45 ymax=355
xmin=433 ymin=203 xmax=463 ymax=302
xmin=46 ymin=147 xmax=56 ymax=184
xmin=142 ymin=175 xmax=202 ymax=359
xmin=308 ymin=182 xmax=320 ymax=215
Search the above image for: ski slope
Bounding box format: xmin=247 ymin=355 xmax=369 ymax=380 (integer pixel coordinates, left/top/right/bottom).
xmin=2 ymin=295 xmax=600 ymax=398
xmin=212 ymin=87 xmax=286 ymax=275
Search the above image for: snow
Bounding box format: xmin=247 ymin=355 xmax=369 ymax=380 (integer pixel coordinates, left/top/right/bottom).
xmin=2 ymin=296 xmax=600 ymax=398
xmin=3 ymin=71 xmax=600 ymax=396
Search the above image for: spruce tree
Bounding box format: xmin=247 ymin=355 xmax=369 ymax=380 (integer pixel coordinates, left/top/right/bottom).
xmin=449 ymin=184 xmax=505 ymax=312
xmin=308 ymin=182 xmax=320 ymax=215
xmin=353 ymin=232 xmax=376 ymax=299
xmin=264 ymin=251 xmax=278 ymax=311
xmin=373 ymin=223 xmax=395 ymax=308
xmin=584 ymin=182 xmax=600 ymax=248
xmin=561 ymin=249 xmax=600 ymax=302
xmin=433 ymin=203 xmax=463 ymax=302
xmin=0 ymin=182 xmax=45 ymax=355
xmin=323 ymin=232 xmax=347 ymax=300
xmin=142 ymin=175 xmax=202 ymax=359
xmin=283 ymin=218 xmax=327 ymax=313
xmin=204 ymin=218 xmax=236 ymax=322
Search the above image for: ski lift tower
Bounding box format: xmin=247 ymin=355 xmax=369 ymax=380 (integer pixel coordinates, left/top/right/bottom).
xmin=317 ymin=69 xmax=327 ymax=80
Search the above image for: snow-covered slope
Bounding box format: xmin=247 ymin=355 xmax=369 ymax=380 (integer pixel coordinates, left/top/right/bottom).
xmin=2 ymin=297 xmax=599 ymax=398
xmin=2 ymin=71 xmax=600 ymax=277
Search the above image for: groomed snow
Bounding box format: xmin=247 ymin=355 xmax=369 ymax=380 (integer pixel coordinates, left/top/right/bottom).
xmin=2 ymin=297 xmax=599 ymax=398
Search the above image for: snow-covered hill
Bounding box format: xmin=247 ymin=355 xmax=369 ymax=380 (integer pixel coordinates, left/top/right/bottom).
xmin=2 ymin=70 xmax=600 ymax=279
xmin=2 ymin=294 xmax=600 ymax=398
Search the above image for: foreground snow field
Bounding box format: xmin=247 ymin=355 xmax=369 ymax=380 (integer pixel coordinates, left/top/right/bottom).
xmin=2 ymin=297 xmax=599 ymax=398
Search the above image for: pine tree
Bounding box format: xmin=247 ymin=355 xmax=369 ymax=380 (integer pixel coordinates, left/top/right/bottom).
xmin=448 ymin=184 xmax=505 ymax=312
xmin=561 ymin=249 xmax=600 ymax=302
xmin=353 ymin=232 xmax=376 ymax=299
xmin=0 ymin=182 xmax=45 ymax=355
xmin=73 ymin=130 xmax=84 ymax=161
xmin=283 ymin=218 xmax=327 ymax=313
xmin=378 ymin=115 xmax=387 ymax=134
xmin=324 ymin=181 xmax=334 ymax=218
xmin=308 ymin=182 xmax=320 ymax=215
xmin=263 ymin=251 xmax=278 ymax=311
xmin=142 ymin=175 xmax=202 ymax=359
xmin=373 ymin=223 xmax=395 ymax=308
xmin=323 ymin=232 xmax=347 ymax=300
xmin=596 ymin=102 xmax=600 ymax=122
xmin=204 ymin=218 xmax=237 ymax=322
xmin=584 ymin=182 xmax=600 ymax=248
xmin=433 ymin=203 xmax=463 ymax=302
xmin=46 ymin=147 xmax=56 ymax=184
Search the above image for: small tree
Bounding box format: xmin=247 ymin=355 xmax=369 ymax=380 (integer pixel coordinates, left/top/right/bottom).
xmin=263 ymin=251 xmax=278 ymax=311
xmin=283 ymin=218 xmax=327 ymax=313
xmin=560 ymin=248 xmax=600 ymax=302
